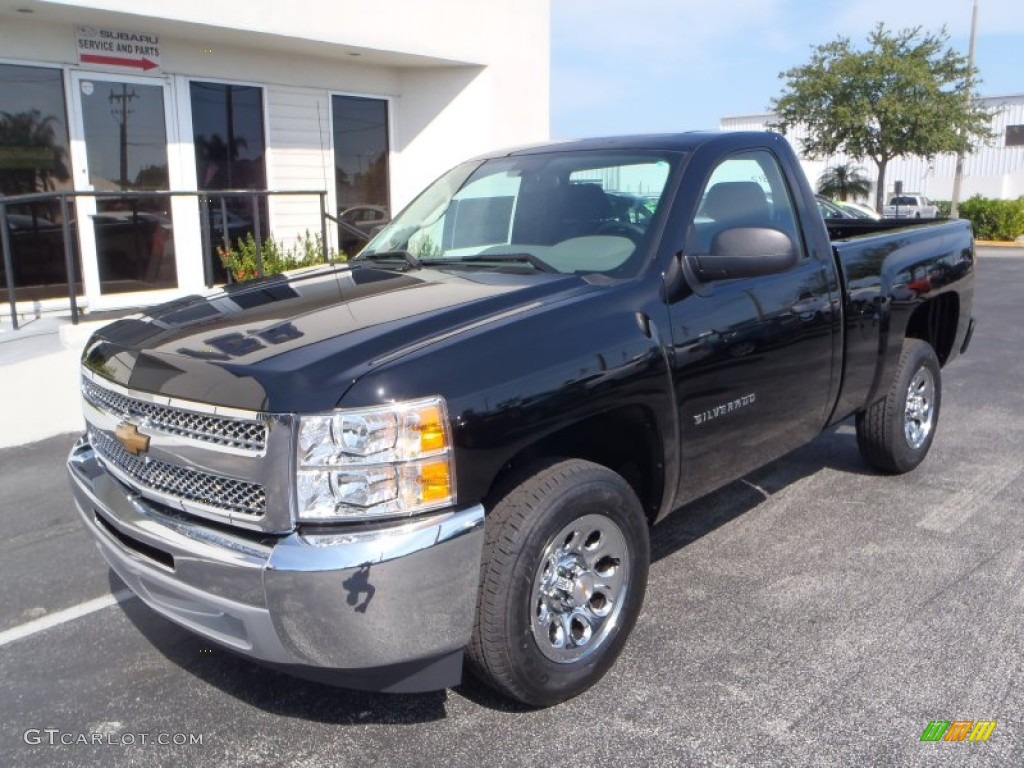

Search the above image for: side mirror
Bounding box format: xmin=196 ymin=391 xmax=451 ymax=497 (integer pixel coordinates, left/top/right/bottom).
xmin=685 ymin=227 xmax=798 ymax=282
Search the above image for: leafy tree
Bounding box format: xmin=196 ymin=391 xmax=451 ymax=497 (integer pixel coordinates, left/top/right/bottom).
xmin=817 ymin=163 xmax=871 ymax=201
xmin=134 ymin=163 xmax=169 ymax=189
xmin=771 ymin=24 xmax=993 ymax=211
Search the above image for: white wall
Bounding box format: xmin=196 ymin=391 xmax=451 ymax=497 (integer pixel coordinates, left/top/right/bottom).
xmin=36 ymin=0 xmax=543 ymax=70
xmin=722 ymin=94 xmax=1024 ymax=204
xmin=264 ymin=85 xmax=334 ymax=249
xmin=1 ymin=4 xmax=549 ymax=212
xmin=0 ymin=2 xmax=550 ymax=300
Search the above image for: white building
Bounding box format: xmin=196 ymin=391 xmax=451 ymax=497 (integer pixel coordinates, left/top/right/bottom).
xmin=0 ymin=0 xmax=550 ymax=312
xmin=722 ymin=93 xmax=1024 ymax=206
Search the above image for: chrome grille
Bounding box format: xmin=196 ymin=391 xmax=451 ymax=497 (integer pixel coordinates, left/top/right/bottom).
xmin=91 ymin=429 xmax=267 ymax=518
xmin=82 ymin=377 xmax=267 ymax=452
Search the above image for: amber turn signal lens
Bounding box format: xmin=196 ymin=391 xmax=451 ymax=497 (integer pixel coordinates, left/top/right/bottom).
xmin=417 ymin=404 xmax=447 ymax=453
xmin=418 ymin=460 xmax=451 ymax=503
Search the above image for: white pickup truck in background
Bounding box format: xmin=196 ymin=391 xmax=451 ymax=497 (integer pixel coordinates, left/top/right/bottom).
xmin=883 ymin=194 xmax=939 ymax=218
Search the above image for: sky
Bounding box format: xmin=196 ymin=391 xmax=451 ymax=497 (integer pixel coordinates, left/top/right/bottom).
xmin=550 ymin=0 xmax=1024 ymax=138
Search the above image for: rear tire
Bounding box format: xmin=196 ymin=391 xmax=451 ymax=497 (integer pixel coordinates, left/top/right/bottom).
xmin=467 ymin=459 xmax=649 ymax=706
xmin=856 ymin=338 xmax=941 ymax=474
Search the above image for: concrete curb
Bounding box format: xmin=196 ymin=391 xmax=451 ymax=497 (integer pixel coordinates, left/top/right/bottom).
xmin=975 ymin=240 xmax=1024 ymax=248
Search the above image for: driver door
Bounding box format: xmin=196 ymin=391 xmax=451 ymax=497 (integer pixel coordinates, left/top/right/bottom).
xmin=667 ymin=149 xmax=836 ymax=503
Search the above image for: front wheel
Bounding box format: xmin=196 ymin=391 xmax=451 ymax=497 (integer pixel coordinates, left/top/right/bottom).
xmin=856 ymin=338 xmax=941 ymax=473
xmin=467 ymin=459 xmax=650 ymax=706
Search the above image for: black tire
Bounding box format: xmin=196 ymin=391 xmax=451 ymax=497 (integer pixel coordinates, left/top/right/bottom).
xmin=467 ymin=459 xmax=650 ymax=706
xmin=856 ymin=338 xmax=941 ymax=474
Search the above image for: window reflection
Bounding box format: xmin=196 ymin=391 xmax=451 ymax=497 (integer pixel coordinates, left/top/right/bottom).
xmin=190 ymin=82 xmax=267 ymax=284
xmin=80 ymin=80 xmax=177 ymax=293
xmin=332 ymin=95 xmax=389 ymax=256
xmin=0 ymin=64 xmax=82 ymax=300
xmin=81 ymin=82 xmax=169 ymax=192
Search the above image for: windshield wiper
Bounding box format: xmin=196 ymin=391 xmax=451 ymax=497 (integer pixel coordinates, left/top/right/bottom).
xmin=425 ymin=253 xmax=559 ymax=273
xmin=357 ymin=250 xmax=422 ymax=270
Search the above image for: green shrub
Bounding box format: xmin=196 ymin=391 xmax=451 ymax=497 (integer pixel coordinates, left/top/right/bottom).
xmin=957 ymin=196 xmax=1024 ymax=242
xmin=218 ymin=231 xmax=343 ymax=282
xmin=933 ymin=200 xmax=951 ymax=218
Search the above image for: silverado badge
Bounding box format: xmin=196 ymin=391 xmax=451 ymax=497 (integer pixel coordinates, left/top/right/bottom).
xmin=114 ymin=422 xmax=151 ymax=455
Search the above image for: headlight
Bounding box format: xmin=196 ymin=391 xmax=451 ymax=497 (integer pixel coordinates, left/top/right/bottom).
xmin=296 ymin=397 xmax=455 ymax=521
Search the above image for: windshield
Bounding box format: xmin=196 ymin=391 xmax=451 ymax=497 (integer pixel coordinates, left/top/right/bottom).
xmin=359 ymin=150 xmax=678 ymax=277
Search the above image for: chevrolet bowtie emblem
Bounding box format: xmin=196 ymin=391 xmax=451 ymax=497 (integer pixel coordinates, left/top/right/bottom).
xmin=114 ymin=422 xmax=151 ymax=455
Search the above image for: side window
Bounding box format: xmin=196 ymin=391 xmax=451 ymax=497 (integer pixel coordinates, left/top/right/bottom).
xmin=687 ymin=150 xmax=804 ymax=260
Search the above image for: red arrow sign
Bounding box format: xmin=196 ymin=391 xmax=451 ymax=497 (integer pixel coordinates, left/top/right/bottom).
xmin=80 ymin=53 xmax=159 ymax=71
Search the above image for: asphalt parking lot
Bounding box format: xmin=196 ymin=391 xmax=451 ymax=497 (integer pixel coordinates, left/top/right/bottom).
xmin=1 ymin=247 xmax=1022 ymax=767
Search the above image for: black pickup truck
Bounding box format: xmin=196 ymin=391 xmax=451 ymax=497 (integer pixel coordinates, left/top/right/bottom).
xmin=67 ymin=131 xmax=975 ymax=706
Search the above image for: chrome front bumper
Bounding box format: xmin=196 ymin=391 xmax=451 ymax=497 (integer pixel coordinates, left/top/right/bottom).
xmin=67 ymin=437 xmax=485 ymax=692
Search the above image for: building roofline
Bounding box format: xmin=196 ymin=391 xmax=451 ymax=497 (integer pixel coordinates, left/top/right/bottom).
xmin=722 ymin=93 xmax=1024 ymax=124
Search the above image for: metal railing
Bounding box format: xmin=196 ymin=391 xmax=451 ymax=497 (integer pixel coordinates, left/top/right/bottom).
xmin=0 ymin=188 xmax=364 ymax=330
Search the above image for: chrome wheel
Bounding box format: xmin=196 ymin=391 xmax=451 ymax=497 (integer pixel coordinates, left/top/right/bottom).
xmin=531 ymin=513 xmax=630 ymax=664
xmin=904 ymin=366 xmax=935 ymax=450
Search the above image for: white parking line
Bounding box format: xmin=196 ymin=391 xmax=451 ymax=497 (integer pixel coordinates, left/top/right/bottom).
xmin=0 ymin=590 xmax=135 ymax=648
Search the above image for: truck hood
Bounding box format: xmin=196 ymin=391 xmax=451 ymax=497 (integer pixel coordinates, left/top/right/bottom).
xmin=82 ymin=263 xmax=594 ymax=412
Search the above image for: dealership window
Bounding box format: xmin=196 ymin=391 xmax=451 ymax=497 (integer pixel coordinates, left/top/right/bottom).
xmin=80 ymin=78 xmax=178 ymax=294
xmin=332 ymin=95 xmax=389 ymax=256
xmin=190 ymin=82 xmax=267 ymax=284
xmin=1006 ymin=125 xmax=1024 ymax=147
xmin=0 ymin=62 xmax=82 ymax=301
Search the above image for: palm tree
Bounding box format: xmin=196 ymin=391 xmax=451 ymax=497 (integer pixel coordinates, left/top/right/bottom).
xmin=0 ymin=109 xmax=70 ymax=194
xmin=817 ymin=163 xmax=871 ymax=202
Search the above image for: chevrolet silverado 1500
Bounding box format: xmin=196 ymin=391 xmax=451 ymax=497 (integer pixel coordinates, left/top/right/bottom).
xmin=68 ymin=131 xmax=975 ymax=706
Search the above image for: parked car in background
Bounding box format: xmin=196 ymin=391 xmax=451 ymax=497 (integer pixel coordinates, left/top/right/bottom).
xmin=339 ymin=204 xmax=390 ymax=236
xmin=884 ymin=195 xmax=938 ymax=219
xmin=838 ymin=201 xmax=881 ymax=220
xmin=815 ymin=195 xmax=857 ymax=220
xmin=337 ymin=204 xmax=390 ymax=256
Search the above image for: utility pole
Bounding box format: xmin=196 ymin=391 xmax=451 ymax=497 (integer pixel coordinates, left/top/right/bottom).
xmin=109 ymin=84 xmax=139 ymax=190
xmin=950 ymin=0 xmax=979 ymax=219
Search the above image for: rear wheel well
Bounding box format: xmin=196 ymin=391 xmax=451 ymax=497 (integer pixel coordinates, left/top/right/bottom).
xmin=485 ymin=406 xmax=664 ymax=524
xmin=905 ymin=293 xmax=959 ymax=366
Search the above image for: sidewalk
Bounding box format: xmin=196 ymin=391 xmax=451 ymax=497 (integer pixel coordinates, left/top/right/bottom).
xmin=0 ymin=314 xmax=110 ymax=449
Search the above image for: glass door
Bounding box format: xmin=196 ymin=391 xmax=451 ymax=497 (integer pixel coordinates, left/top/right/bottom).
xmin=69 ymin=71 xmax=180 ymax=307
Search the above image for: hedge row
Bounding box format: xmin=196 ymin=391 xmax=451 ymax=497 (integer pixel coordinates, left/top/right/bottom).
xmin=932 ymin=196 xmax=1024 ymax=241
xmin=218 ymin=231 xmax=342 ymax=282
xmin=959 ymin=196 xmax=1024 ymax=242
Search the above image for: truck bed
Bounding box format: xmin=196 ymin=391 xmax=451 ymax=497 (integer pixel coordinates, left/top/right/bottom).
xmin=827 ymin=217 xmax=975 ymax=425
xmin=825 ymin=217 xmax=944 ymax=242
